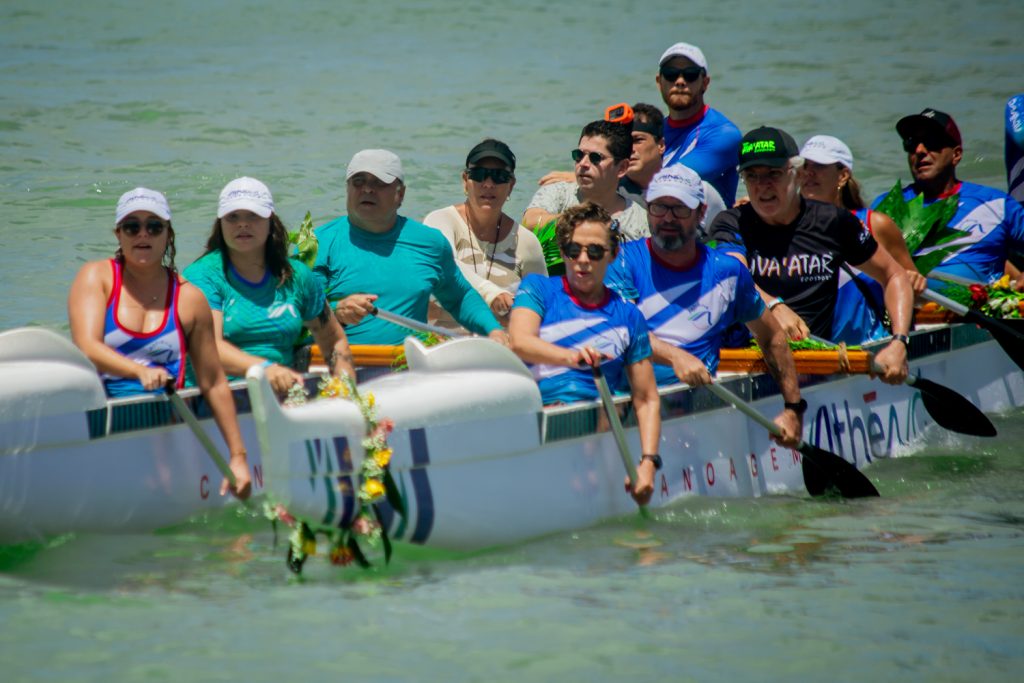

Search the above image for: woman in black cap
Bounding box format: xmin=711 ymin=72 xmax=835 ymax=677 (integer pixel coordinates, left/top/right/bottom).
xmin=423 ymin=139 xmax=547 ymax=329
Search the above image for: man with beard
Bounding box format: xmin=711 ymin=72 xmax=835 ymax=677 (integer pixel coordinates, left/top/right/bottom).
xmin=657 ymin=42 xmax=742 ymax=207
xmin=523 ymin=120 xmax=649 ymax=240
xmin=604 ymin=167 xmax=804 ymax=445
xmin=872 ymin=108 xmax=1024 ymax=291
xmin=708 ymin=127 xmax=913 ymax=385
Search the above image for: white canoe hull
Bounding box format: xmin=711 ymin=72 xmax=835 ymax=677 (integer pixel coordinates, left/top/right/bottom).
xmin=246 ymin=327 xmax=1024 ymax=552
xmin=0 ymin=328 xmax=268 ymax=543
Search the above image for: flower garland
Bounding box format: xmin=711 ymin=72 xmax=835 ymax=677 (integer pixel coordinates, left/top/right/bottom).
xmin=943 ymin=274 xmax=1024 ymax=319
xmin=265 ymin=372 xmax=405 ymax=574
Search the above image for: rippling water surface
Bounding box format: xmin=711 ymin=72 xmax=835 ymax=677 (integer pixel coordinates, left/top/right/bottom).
xmin=2 ymin=1 xmax=1023 ymax=680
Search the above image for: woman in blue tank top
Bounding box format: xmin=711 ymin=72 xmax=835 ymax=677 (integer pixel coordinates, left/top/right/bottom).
xmin=68 ymin=187 xmax=252 ymax=499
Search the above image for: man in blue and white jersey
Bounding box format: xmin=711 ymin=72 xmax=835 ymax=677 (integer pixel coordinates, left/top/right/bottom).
xmin=656 ymin=43 xmax=742 ymax=207
xmin=874 ymin=108 xmax=1024 ymax=292
xmin=606 ymin=166 xmax=804 ymax=443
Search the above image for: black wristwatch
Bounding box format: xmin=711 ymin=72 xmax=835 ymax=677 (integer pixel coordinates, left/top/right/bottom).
xmin=783 ymin=398 xmax=808 ymax=416
xmin=892 ymin=333 xmax=910 ymax=349
xmin=640 ymin=453 xmax=663 ymax=470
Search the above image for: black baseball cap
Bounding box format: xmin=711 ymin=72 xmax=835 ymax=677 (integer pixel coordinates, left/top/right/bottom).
xmin=738 ymin=126 xmax=800 ymax=170
xmin=896 ymin=108 xmax=962 ymax=147
xmin=466 ymin=139 xmax=516 ymax=171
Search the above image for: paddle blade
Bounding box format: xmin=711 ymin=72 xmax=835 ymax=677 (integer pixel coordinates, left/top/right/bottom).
xmin=800 ymin=443 xmax=880 ymax=498
xmin=912 ymin=377 xmax=997 ymax=437
xmin=965 ymin=310 xmax=1024 ymax=370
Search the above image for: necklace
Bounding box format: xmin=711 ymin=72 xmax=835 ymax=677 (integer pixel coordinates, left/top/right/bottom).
xmin=464 ymin=206 xmax=502 ymax=281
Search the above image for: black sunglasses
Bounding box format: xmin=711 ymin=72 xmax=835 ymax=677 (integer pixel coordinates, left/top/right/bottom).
xmin=901 ymin=134 xmax=952 ymax=153
xmin=562 ymin=242 xmax=609 ymax=261
xmin=466 ymin=167 xmax=513 ymax=184
xmin=571 ymin=149 xmax=608 ymax=165
xmin=659 ymin=65 xmax=704 ymax=83
xmin=119 ymin=218 xmax=167 ymax=237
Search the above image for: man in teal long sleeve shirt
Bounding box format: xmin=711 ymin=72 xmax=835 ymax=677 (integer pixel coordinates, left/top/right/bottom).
xmin=314 ymin=149 xmax=506 ymax=345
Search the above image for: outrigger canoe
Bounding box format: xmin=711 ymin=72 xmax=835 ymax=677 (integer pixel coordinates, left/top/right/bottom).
xmin=1 ymin=322 xmax=1021 ymax=546
xmin=246 ymin=324 xmax=1024 ymax=552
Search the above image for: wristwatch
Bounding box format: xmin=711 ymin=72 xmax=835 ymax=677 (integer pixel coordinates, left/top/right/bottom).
xmin=640 ymin=453 xmax=663 ymax=470
xmin=892 ymin=333 xmax=910 ymax=349
xmin=783 ymin=398 xmax=808 ymax=416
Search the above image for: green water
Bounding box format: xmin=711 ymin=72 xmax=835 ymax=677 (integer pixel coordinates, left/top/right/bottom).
xmin=2 ymin=0 xmax=1024 ymax=680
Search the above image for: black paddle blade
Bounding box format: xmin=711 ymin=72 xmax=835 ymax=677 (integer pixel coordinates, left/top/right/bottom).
xmin=965 ymin=310 xmax=1024 ymax=371
xmin=912 ymin=377 xmax=997 ymax=437
xmin=800 ymin=443 xmax=880 ymax=499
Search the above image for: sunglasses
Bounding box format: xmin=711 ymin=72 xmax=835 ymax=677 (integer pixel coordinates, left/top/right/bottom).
xmin=119 ymin=218 xmax=167 ymax=237
xmin=562 ymin=242 xmax=609 ymax=261
xmin=648 ymin=202 xmax=694 ymax=219
xmin=901 ymin=135 xmax=951 ymax=153
xmin=466 ymin=167 xmax=513 ymax=184
xmin=571 ymin=149 xmax=609 ymax=165
xmin=659 ymin=65 xmax=704 ymax=83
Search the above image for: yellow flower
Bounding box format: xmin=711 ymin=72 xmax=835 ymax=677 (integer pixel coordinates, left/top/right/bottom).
xmin=363 ymin=478 xmax=385 ymax=499
xmin=366 ymin=392 xmax=375 ymax=408
xmin=995 ymin=273 xmax=1011 ymax=290
xmin=373 ymin=448 xmax=392 ymax=468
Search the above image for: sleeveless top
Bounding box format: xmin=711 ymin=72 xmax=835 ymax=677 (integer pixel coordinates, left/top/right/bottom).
xmin=102 ymin=258 xmax=187 ymax=397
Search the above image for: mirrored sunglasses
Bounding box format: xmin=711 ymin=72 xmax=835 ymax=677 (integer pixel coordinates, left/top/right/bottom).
xmin=562 ymin=242 xmax=609 ymax=261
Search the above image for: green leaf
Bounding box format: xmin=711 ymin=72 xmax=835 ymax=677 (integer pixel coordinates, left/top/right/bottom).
xmin=534 ymin=220 xmax=565 ymax=275
xmin=876 ymin=181 xmax=963 ymax=274
xmin=287 ymin=211 xmax=319 ymax=269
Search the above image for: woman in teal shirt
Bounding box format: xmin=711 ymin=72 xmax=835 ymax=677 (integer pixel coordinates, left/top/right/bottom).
xmin=184 ymin=177 xmax=355 ymax=395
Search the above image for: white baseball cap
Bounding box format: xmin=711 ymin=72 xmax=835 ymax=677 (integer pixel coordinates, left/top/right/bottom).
xmin=116 ymin=187 xmax=171 ymax=224
xmin=346 ymin=149 xmax=404 ymax=183
xmin=659 ymin=42 xmax=708 ymax=72
xmin=217 ymin=177 xmax=275 ymax=218
xmin=800 ymin=135 xmax=854 ymax=171
xmin=645 ymin=165 xmax=705 ymax=209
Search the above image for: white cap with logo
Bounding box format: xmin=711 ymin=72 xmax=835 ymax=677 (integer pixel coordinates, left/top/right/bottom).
xmin=799 ymin=135 xmax=854 ymax=171
xmin=646 ymin=165 xmax=705 ymax=209
xmin=659 ymin=42 xmax=708 ymax=72
xmin=218 ymin=177 xmax=275 ymax=218
xmin=346 ymin=149 xmax=404 ymax=183
xmin=116 ymin=187 xmax=171 ymax=224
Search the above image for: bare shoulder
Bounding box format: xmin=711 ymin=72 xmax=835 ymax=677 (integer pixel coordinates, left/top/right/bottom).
xmin=176 ymin=281 xmax=213 ymax=323
xmin=69 ymin=259 xmax=113 ymax=297
xmin=869 ymin=210 xmax=900 ymax=235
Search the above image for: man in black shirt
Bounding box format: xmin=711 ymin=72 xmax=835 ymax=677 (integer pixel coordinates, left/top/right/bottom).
xmin=707 ymin=126 xmax=913 ymax=385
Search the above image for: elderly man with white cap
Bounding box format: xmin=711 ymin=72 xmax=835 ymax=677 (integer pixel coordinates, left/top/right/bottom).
xmin=605 ymin=166 xmax=804 ymax=446
xmin=656 ymin=42 xmax=742 ymax=207
xmin=707 ymin=126 xmax=914 ymax=386
xmin=313 ymin=149 xmax=505 ymax=345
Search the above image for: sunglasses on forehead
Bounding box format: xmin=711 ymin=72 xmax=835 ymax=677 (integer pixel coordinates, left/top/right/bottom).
xmin=466 ymin=167 xmax=513 ymax=184
xmin=119 ymin=218 xmax=167 ymax=237
xmin=659 ymin=65 xmax=704 ymax=83
xmin=562 ymin=241 xmax=609 ymax=261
